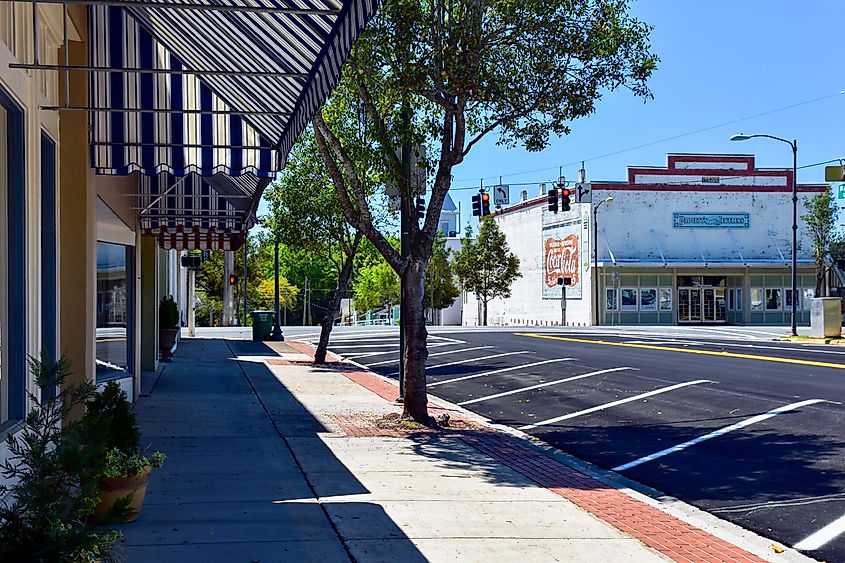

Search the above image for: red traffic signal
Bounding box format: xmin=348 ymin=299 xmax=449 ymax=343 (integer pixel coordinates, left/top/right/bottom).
xmin=561 ymin=187 xmax=571 ymax=212
xmin=228 ymin=274 xmax=238 ymax=286
xmin=481 ymin=192 xmax=491 ymax=216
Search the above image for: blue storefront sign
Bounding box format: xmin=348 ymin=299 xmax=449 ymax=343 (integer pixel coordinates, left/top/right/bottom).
xmin=673 ymin=212 xmax=750 ymax=228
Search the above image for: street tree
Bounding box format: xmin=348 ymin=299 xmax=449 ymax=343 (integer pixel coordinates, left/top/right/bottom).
xmin=264 ymin=130 xmax=366 ymax=363
xmin=454 ymin=219 xmax=521 ymax=325
xmin=802 ymin=191 xmax=842 ymax=297
xmin=426 ymin=232 xmax=461 ymax=319
xmin=353 ymin=259 xmax=401 ymax=315
xmin=312 ymin=0 xmax=657 ymax=422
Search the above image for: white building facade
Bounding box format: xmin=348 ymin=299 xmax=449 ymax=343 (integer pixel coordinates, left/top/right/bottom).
xmin=464 ymin=154 xmax=826 ymax=326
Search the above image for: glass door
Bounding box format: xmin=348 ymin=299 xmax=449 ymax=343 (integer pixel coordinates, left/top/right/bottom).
xmin=703 ymin=289 xmax=715 ymax=322
xmin=679 ymin=288 xmax=691 ymax=322
xmin=689 ymin=289 xmax=702 ymax=322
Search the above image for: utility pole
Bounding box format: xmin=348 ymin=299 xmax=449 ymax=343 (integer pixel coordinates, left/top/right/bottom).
xmin=302 ymin=278 xmax=308 ymax=325
xmin=222 ymin=251 xmax=234 ymax=326
xmin=243 ymin=238 xmax=249 ymax=326
xmin=270 ymin=237 xmax=284 ymax=340
xmin=188 ymin=268 xmax=196 ymax=337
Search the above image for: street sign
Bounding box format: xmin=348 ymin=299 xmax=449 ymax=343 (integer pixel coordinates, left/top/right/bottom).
xmin=574 ymin=182 xmax=592 ymax=203
xmin=493 ymin=184 xmax=510 ymax=206
xmin=825 ymin=165 xmax=845 ymax=182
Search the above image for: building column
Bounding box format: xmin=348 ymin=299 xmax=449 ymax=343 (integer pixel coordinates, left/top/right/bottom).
xmin=58 ymin=8 xmax=96 ymax=404
xmin=140 ymin=236 xmax=159 ymax=373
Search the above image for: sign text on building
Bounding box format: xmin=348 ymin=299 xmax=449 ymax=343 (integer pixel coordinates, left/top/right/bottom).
xmin=672 ymin=212 xmax=750 ymax=228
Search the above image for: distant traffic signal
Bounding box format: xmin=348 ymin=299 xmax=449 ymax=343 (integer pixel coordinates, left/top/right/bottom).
xmin=471 ymin=192 xmax=482 ymax=217
xmin=228 ymin=274 xmax=238 ymax=286
xmin=481 ymin=192 xmax=491 ymax=216
xmin=561 ymin=187 xmax=571 ymax=212
xmin=547 ymin=189 xmax=558 ymax=213
xmin=416 ymin=196 xmax=425 ymax=221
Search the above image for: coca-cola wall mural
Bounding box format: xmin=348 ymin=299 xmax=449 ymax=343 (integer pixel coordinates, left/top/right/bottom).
xmin=542 ymin=218 xmax=583 ymax=299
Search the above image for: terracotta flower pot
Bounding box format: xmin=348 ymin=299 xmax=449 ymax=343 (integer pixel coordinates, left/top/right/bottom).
xmin=159 ymin=326 xmax=179 ymax=361
xmin=93 ymin=467 xmax=151 ymax=522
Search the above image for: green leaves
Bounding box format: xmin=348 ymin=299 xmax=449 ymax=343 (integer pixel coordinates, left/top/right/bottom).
xmin=453 ymin=217 xmax=522 ymax=308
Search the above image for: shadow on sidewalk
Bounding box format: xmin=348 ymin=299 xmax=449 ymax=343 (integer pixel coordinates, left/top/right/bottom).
xmin=117 ymin=337 xmax=426 ymax=563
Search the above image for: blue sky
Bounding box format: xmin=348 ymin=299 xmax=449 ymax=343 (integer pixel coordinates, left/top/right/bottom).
xmin=447 ymin=0 xmax=844 ymax=225
xmin=259 ymin=1 xmax=843 ymax=230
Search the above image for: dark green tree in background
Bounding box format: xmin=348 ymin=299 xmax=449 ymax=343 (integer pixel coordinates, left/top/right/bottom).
xmin=264 ymin=129 xmax=369 ymax=363
xmin=454 ymin=219 xmax=521 ymax=326
xmin=312 ymin=0 xmax=657 ymax=422
xmin=426 ymin=233 xmax=461 ymax=320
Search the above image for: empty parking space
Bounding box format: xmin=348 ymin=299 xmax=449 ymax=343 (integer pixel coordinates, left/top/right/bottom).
xmin=308 ymin=326 xmax=845 ymax=560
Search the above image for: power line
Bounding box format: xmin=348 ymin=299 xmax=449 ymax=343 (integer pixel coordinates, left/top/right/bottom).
xmin=447 ymin=155 xmax=844 ymax=193
xmin=453 ymin=90 xmax=844 ymax=184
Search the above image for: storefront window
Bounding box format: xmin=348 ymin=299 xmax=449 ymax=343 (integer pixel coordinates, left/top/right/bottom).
xmin=659 ymin=288 xmax=672 ymax=311
xmin=735 ymin=288 xmax=743 ymax=311
xmin=621 ymin=288 xmax=637 ymax=311
xmin=765 ymin=288 xmax=782 ymax=310
xmin=640 ymin=288 xmax=657 ymax=311
xmin=751 ymin=288 xmax=763 ymax=311
xmin=96 ymin=242 xmax=130 ymax=379
xmin=803 ymin=288 xmax=815 ymax=310
xmin=605 ymin=288 xmax=617 ymax=311
xmin=784 ymin=288 xmax=800 ymax=310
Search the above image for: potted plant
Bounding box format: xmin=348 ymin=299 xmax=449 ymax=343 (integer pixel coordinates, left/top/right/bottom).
xmin=0 ymin=353 xmax=122 ymax=561
xmin=80 ymin=381 xmax=165 ymax=523
xmin=93 ymin=448 xmax=165 ymax=523
xmin=159 ymin=295 xmax=180 ymax=361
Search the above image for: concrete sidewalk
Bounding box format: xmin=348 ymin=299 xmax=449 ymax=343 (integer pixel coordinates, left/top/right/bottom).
xmin=116 ymin=337 xmax=800 ymax=562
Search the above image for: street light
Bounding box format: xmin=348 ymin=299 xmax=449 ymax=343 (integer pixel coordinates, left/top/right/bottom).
xmin=593 ymin=196 xmax=613 ymax=326
xmin=730 ymin=133 xmax=798 ymax=336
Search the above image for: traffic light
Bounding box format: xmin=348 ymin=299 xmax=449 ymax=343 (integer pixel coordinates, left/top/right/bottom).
xmin=547 ymin=189 xmax=558 ymax=213
xmin=481 ymin=192 xmax=491 ymax=216
xmin=416 ymin=196 xmax=425 ymax=221
xmin=228 ymin=274 xmax=238 ymax=286
xmin=471 ymin=192 xmax=482 ymax=217
xmin=561 ymin=187 xmax=571 ymax=212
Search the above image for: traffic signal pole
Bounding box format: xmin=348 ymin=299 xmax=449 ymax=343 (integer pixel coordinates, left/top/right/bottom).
xmin=397 ymin=105 xmax=411 ymax=403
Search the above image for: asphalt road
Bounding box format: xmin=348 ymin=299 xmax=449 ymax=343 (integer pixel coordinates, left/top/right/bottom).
xmin=293 ymin=325 xmax=845 ymax=562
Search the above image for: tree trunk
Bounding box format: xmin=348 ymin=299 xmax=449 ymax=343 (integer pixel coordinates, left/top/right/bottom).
xmin=816 ymin=265 xmax=825 ymax=299
xmin=315 ymin=243 xmax=359 ymax=364
xmin=401 ymin=256 xmax=431 ymax=424
xmin=482 ymin=298 xmax=488 ymax=326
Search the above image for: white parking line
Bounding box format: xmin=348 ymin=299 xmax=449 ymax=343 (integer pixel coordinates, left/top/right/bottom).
xmin=365 ymin=346 xmax=494 ymax=367
xmin=340 ymin=342 xmax=455 ymax=359
xmin=428 ymin=358 xmax=574 ymax=388
xmin=794 ymin=512 xmax=845 ymax=551
xmin=458 ymin=367 xmax=636 ymax=406
xmin=330 ymin=343 xmax=401 ymax=349
xmin=519 ymin=380 xmax=713 ymax=431
xmin=612 ymin=399 xmax=827 ymax=472
xmin=426 ymin=351 xmax=529 ymax=370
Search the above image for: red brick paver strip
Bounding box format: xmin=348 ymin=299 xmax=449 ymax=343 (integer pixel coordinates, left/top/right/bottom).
xmin=279 ymin=341 xmax=765 ymax=563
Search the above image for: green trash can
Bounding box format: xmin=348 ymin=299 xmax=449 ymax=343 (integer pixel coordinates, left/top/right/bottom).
xmin=250 ymin=310 xmax=275 ymax=341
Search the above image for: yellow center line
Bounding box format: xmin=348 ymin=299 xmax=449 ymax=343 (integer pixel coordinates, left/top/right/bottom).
xmin=96 ymin=338 xmax=126 ymax=343
xmin=515 ymin=333 xmax=845 ymax=370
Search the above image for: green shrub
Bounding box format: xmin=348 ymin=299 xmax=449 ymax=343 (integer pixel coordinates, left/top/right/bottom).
xmin=159 ymin=295 xmax=180 ymax=328
xmin=0 ymin=353 xmax=122 ymax=562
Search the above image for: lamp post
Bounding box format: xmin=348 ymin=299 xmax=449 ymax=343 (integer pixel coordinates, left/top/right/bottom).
xmin=593 ymin=196 xmax=613 ymax=326
xmin=730 ymin=133 xmax=798 ymax=336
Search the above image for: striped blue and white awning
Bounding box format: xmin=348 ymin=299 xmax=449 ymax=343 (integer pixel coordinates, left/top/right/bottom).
xmin=88 ymin=0 xmax=378 ymax=249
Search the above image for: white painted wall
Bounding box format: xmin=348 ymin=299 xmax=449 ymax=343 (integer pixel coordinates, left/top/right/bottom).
xmin=595 ymin=188 xmax=814 ymax=264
